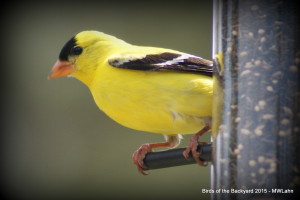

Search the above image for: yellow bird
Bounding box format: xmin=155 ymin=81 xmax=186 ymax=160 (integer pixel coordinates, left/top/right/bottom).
xmin=49 ymin=31 xmax=213 ymax=175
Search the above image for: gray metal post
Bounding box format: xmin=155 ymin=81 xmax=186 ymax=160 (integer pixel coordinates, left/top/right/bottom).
xmin=211 ymin=0 xmax=300 ymax=199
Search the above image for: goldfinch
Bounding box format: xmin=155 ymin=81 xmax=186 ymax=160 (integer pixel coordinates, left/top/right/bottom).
xmin=49 ymin=31 xmax=213 ymax=175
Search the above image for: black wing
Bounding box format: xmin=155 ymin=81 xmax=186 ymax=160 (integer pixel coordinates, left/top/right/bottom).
xmin=108 ymin=52 xmax=213 ymax=77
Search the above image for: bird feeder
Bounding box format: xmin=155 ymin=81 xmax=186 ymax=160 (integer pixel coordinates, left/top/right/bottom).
xmin=211 ymin=0 xmax=300 ymax=199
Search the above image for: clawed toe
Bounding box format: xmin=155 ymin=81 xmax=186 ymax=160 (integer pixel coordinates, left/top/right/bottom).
xmin=183 ymin=125 xmax=210 ymax=166
xmin=132 ymin=144 xmax=151 ymax=175
xmin=183 ymin=143 xmax=206 ymax=166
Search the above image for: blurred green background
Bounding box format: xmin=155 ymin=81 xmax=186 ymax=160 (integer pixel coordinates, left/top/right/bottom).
xmin=2 ymin=1 xmax=212 ymax=200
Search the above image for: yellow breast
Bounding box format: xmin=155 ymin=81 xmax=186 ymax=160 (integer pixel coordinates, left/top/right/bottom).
xmin=89 ymin=64 xmax=213 ymax=135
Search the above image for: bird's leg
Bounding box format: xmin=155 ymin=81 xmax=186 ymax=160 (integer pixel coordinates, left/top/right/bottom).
xmin=132 ymin=135 xmax=181 ymax=175
xmin=183 ymin=125 xmax=211 ymax=166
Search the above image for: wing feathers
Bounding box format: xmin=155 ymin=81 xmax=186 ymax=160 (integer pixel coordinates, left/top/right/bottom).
xmin=108 ymin=52 xmax=213 ymax=76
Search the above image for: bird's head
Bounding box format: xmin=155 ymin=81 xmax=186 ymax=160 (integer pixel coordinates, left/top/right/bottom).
xmin=48 ymin=30 xmax=128 ymax=86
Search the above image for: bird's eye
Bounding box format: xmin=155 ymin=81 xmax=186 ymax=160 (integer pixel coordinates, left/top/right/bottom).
xmin=70 ymin=46 xmax=83 ymax=55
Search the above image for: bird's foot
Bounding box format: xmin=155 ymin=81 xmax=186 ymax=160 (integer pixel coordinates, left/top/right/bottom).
xmin=132 ymin=137 xmax=180 ymax=175
xmin=183 ymin=125 xmax=210 ymax=166
xmin=132 ymin=144 xmax=152 ymax=175
xmin=183 ymin=139 xmax=208 ymax=166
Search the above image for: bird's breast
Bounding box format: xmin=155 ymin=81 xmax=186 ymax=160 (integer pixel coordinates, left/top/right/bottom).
xmin=89 ymin=66 xmax=212 ymax=135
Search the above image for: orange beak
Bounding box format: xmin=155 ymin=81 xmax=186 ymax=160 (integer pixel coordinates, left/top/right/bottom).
xmin=48 ymin=60 xmax=75 ymax=79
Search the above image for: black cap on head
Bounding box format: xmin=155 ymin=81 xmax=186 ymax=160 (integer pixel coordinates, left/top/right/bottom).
xmin=59 ymin=37 xmax=76 ymax=61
